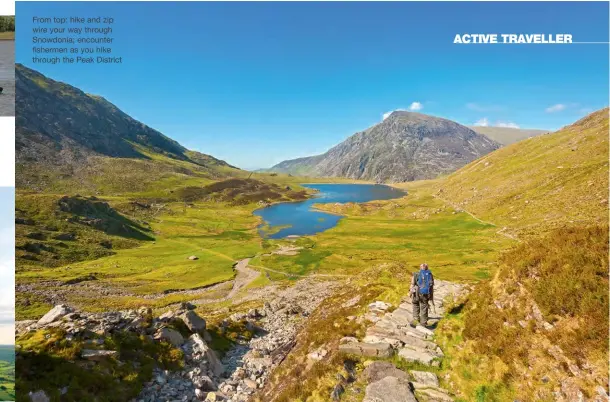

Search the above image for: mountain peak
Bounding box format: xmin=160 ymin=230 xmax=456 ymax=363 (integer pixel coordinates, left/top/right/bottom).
xmin=271 ymin=113 xmax=500 ymax=182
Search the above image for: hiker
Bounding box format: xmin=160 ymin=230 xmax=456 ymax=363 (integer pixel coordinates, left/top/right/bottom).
xmin=410 ymin=263 xmax=434 ymax=327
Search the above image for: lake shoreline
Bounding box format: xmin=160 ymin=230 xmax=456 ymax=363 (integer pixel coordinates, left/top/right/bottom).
xmin=255 ymin=183 xmax=406 ymax=239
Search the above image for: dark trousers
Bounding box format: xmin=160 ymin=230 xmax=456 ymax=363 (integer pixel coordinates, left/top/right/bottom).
xmin=412 ymin=293 xmax=430 ymax=323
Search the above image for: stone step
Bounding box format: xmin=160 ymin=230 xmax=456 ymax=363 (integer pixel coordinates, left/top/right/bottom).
xmin=338 ymin=342 xmax=393 ymax=358
xmin=367 ymin=325 xmax=429 ymax=341
xmin=413 ymin=385 xmax=454 ymax=402
xmin=364 ymin=376 xmax=417 ymax=402
xmin=364 ymin=332 xmax=437 ymax=352
xmin=409 ymin=371 xmax=439 ymax=387
xmin=398 ymin=347 xmax=438 ymax=366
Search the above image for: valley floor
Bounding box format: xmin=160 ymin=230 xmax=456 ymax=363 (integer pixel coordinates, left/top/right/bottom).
xmin=15 ymin=171 xmax=608 ymax=402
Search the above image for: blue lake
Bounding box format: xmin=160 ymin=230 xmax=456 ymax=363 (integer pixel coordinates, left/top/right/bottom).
xmin=254 ymin=183 xmax=406 ymax=239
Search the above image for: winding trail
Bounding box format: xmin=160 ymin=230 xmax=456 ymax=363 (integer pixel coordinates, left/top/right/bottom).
xmin=433 ymin=194 xmax=520 ymax=242
xmin=226 ymin=258 xmax=258 ymax=299
xmin=228 ymin=245 xmax=348 ymax=298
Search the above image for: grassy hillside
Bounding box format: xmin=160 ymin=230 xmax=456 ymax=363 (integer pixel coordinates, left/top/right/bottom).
xmin=437 ymin=225 xmax=608 ymax=401
xmin=439 ymin=108 xmax=608 ymax=237
xmin=420 ymin=108 xmax=610 ymax=401
xmin=16 ymin=64 xmax=240 ymax=194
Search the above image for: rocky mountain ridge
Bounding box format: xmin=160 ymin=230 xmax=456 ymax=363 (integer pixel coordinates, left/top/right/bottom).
xmin=269 ymin=111 xmax=500 ymax=182
xmin=16 ymin=64 xmax=236 ymax=192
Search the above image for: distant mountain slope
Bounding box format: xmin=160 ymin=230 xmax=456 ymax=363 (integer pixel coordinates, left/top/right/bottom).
xmin=468 ymin=125 xmax=548 ymax=145
xmin=16 ymin=64 xmax=237 ymax=193
xmin=270 ymin=111 xmax=500 ymax=182
xmin=439 ymin=108 xmax=609 ymax=236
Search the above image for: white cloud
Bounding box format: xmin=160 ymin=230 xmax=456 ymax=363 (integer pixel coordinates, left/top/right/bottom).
xmin=409 ymin=102 xmax=423 ymax=111
xmin=382 ymin=102 xmax=425 ymax=120
xmin=474 ymin=118 xmax=489 ymax=127
xmin=545 ymin=104 xmax=566 ymax=113
xmin=473 ymin=118 xmax=520 ymax=128
xmin=496 ymin=121 xmax=520 ymax=129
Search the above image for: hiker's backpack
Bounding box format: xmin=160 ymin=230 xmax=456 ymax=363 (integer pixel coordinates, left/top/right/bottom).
xmin=417 ymin=270 xmax=433 ymax=295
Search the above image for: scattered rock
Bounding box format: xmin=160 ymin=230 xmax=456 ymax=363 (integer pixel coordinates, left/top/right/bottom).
xmin=342 ymin=295 xmax=361 ymax=308
xmin=52 ymin=232 xmax=76 ymax=241
xmin=154 ymin=327 xmax=185 ymax=347
xmin=307 ymin=348 xmax=328 ymax=361
xmin=339 ymin=336 xmax=358 ymax=344
xmin=28 ymin=390 xmax=50 ymax=402
xmin=81 ymin=349 xmax=119 ymax=361
xmin=190 ymin=333 xmax=224 ymax=377
xmin=37 ymin=305 xmax=72 ymax=325
xmin=181 ymin=310 xmax=207 ymax=332
xmin=188 ymin=255 xmax=199 ymax=260
xmin=331 ymin=383 xmax=345 ymax=401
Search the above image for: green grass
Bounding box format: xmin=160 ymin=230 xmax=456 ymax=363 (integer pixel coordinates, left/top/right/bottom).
xmin=17 ymin=200 xmax=263 ymax=314
xmin=256 ymin=187 xmax=513 ymax=283
xmin=17 ymin=328 xmax=183 ymax=402
xmin=436 ymin=224 xmax=608 ymax=401
xmin=251 ymin=248 xmax=332 ymax=278
xmin=16 ymin=193 xmax=148 ymax=270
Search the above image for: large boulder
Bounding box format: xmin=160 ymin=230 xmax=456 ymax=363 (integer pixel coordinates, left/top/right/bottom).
xmin=181 ymin=310 xmax=206 ymax=332
xmin=154 ymin=327 xmax=185 ymax=347
xmin=364 ymin=376 xmax=417 ymax=402
xmin=190 ymin=333 xmax=224 ymax=376
xmin=37 ymin=305 xmax=73 ymax=325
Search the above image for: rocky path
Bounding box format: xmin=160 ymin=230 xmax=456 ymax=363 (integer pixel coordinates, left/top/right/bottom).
xmin=136 ymin=277 xmax=338 ymax=402
xmin=215 ymin=278 xmax=338 ymax=401
xmin=339 ymin=279 xmax=467 ymax=402
xmin=225 ymin=258 xmax=258 ymax=300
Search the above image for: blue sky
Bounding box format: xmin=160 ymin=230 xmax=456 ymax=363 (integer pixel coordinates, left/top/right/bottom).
xmin=17 ymin=2 xmax=609 ymax=169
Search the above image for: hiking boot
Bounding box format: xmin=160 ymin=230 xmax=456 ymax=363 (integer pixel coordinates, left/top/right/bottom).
xmin=409 ymin=320 xmax=419 ymax=328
